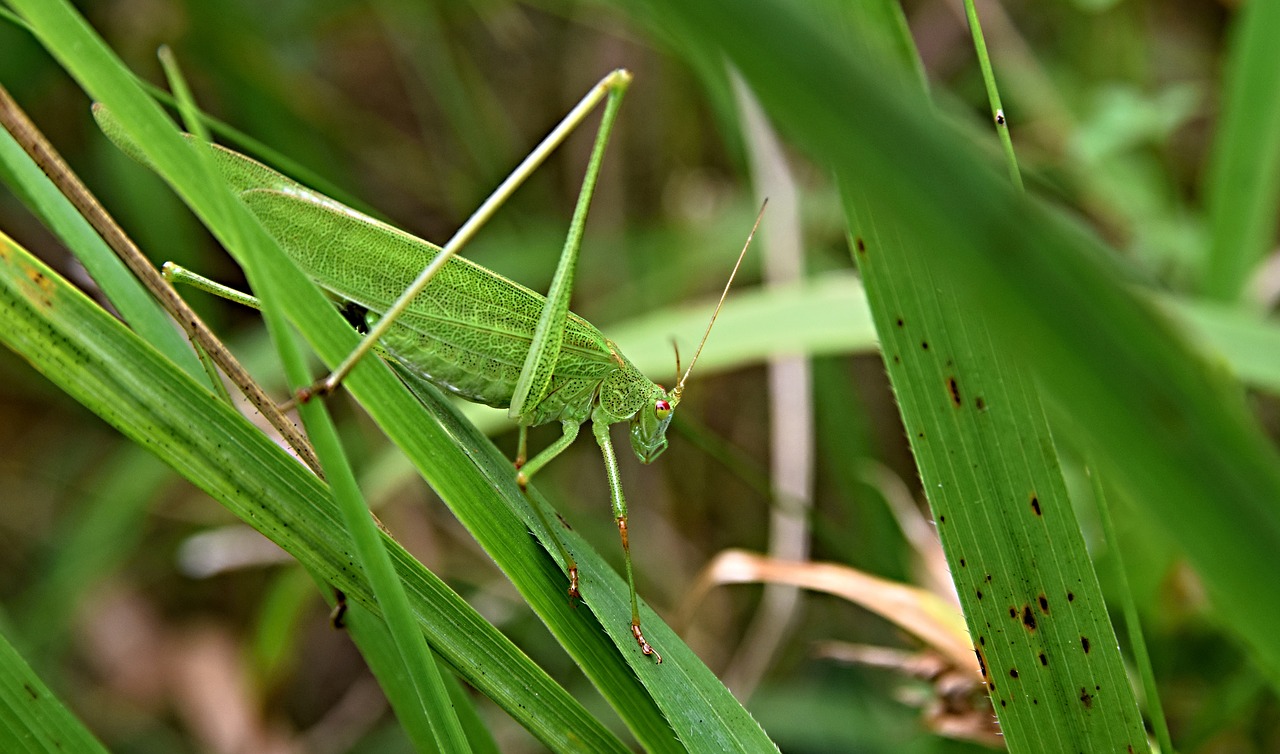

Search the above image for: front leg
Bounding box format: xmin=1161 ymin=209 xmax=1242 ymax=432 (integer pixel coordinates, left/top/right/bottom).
xmin=591 ymin=411 xmax=662 ymax=663
xmin=517 ymin=420 xmax=581 ymax=598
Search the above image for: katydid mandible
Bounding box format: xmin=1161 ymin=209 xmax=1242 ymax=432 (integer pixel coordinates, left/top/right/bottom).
xmin=96 ymin=69 xmax=759 ymax=663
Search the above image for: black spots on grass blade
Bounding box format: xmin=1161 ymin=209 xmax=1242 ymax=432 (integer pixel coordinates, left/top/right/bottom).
xmin=959 ymin=558 xmax=966 ymax=568
xmin=1081 ymin=636 xmax=1091 ymax=654
xmin=1021 ymin=605 xmax=1037 ymax=631
xmin=1079 ymin=687 xmax=1094 ymax=709
xmin=1039 ymin=652 xmax=1048 ymax=666
xmin=921 ymin=340 xmax=929 ymax=351
xmin=974 ymin=395 xmax=987 ymax=410
xmin=1030 ymin=494 xmax=1042 ymax=516
xmin=895 ymin=316 xmax=904 ymax=328
xmin=1009 ymin=667 xmax=1019 ymax=679
xmin=947 ymin=376 xmax=962 ymax=407
xmin=1038 ymin=594 xmax=1049 ymax=613
xmin=854 ymin=236 xmax=867 ymax=254
xmin=1067 ymin=591 xmax=1076 ymax=602
xmin=976 ymin=589 xmax=984 ymax=600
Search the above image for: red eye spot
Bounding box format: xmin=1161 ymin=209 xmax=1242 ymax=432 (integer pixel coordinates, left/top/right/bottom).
xmin=655 ymin=399 xmax=672 ymax=419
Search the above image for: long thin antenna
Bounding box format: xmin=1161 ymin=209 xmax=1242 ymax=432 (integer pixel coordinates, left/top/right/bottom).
xmin=673 ymin=199 xmax=767 ymax=401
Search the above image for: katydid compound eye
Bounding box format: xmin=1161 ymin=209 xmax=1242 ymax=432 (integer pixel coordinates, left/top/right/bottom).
xmin=654 ymin=399 xmax=672 ymax=419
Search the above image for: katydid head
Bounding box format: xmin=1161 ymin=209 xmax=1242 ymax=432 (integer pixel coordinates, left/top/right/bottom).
xmin=627 ymin=201 xmax=766 ymax=465
xmin=629 ymin=384 xmax=675 ymax=464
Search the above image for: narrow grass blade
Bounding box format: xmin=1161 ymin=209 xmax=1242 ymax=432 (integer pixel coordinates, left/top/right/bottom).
xmin=159 ymin=47 xmax=469 ymax=751
xmin=0 ymin=627 xmax=108 ymax=753
xmin=1203 ymin=0 xmax=1280 ymax=300
xmin=0 ymin=95 xmax=202 ymax=378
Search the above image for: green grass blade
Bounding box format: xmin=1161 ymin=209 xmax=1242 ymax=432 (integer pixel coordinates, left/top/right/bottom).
xmin=610 ymin=274 xmax=876 ymax=378
xmin=0 ymin=104 xmax=202 ymax=379
xmin=0 ymin=626 xmax=108 ymax=753
xmin=636 ymin=0 xmax=1280 ymax=701
xmin=1203 ymin=0 xmax=1280 ymax=300
xmin=158 ymin=48 xmax=470 ymax=752
xmin=0 ymin=230 xmax=627 ymax=753
xmin=344 ymin=604 xmax=495 ymax=753
xmin=844 ymin=187 xmax=1146 ymax=748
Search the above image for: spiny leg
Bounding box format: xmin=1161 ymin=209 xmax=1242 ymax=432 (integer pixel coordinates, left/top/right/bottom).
xmin=517 ymin=421 xmax=581 ymax=598
xmin=591 ymin=413 xmax=662 ymax=663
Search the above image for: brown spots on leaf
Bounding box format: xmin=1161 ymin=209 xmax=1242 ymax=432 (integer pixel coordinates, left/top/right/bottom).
xmin=1081 ymin=636 xmax=1091 ymax=654
xmin=959 ymin=558 xmax=966 ymax=568
xmin=947 ymin=376 xmax=962 ymax=407
xmin=999 ymin=699 xmax=1006 ymax=707
xmin=939 ymin=515 xmax=946 ymax=524
xmin=1008 ymin=606 xmax=1017 ymax=619
xmin=921 ymin=341 xmax=929 ymax=350
xmin=1079 ymin=688 xmax=1093 ymax=708
xmin=1067 ymin=591 xmax=1075 ymax=602
xmin=895 ymin=317 xmax=904 ymax=327
xmin=1039 ymin=653 xmax=1048 ymax=666
xmin=975 ymin=396 xmax=986 ymax=410
xmin=1009 ymin=668 xmax=1019 ymax=679
xmin=1038 ymin=594 xmax=1050 ymax=613
xmin=976 ymin=589 xmax=983 ymax=600
xmin=974 ymin=645 xmax=989 ymax=680
xmin=855 ymin=236 xmax=867 ymax=254
xmin=19 ymin=263 xmax=55 ymax=308
xmin=1030 ymin=495 xmax=1042 ymax=516
xmin=1022 ymin=605 xmax=1037 ymax=631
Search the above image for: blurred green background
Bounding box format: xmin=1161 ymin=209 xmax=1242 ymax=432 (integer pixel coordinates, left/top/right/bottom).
xmin=1 ymin=0 xmax=1276 ymax=751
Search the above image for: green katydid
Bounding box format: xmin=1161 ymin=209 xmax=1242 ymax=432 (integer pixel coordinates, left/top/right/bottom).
xmin=95 ymin=69 xmax=759 ymax=663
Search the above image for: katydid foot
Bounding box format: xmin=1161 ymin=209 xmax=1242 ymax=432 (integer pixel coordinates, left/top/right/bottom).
xmin=517 ymin=466 xmax=581 ymax=600
xmin=632 ymin=621 xmax=661 ymax=663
